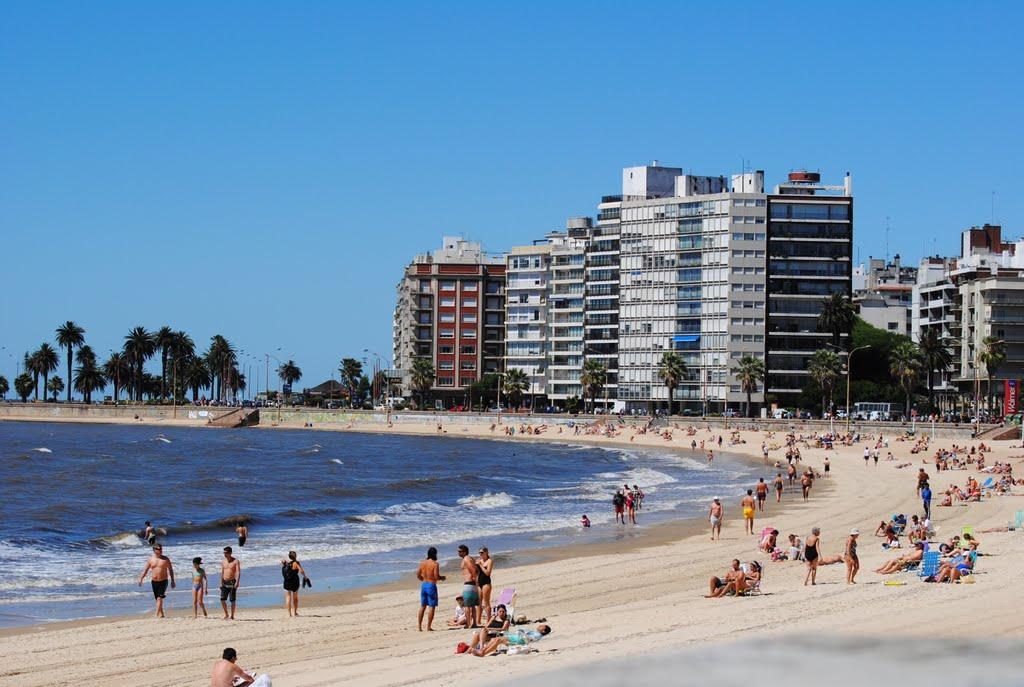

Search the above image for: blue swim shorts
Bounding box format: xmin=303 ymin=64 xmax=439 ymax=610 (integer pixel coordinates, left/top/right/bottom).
xmin=420 ymin=581 xmax=438 ymax=607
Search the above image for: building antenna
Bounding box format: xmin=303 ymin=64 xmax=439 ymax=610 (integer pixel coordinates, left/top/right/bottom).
xmin=885 ymin=216 xmax=890 ymax=263
xmin=991 ymin=191 xmax=996 ymax=224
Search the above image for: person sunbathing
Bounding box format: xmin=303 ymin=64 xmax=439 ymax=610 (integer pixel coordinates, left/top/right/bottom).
xmin=469 ymin=623 xmax=552 ymax=656
xmin=707 ymin=559 xmax=746 ymax=597
xmin=932 ymin=552 xmax=975 ymax=583
xmin=875 ymin=543 xmax=925 ymax=573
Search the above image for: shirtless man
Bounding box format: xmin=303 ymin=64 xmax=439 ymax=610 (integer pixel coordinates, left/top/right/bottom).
xmin=143 ymin=521 xmax=157 ymax=546
xmin=457 ymin=545 xmax=480 ymax=627
xmin=210 ymin=648 xmax=255 ymax=687
xmin=773 ymin=473 xmax=785 ymax=503
xmin=138 ymin=544 xmax=175 ymax=618
xmin=708 ymin=497 xmax=723 ymax=540
xmin=707 ymin=559 xmax=745 ymax=597
xmin=741 ymin=489 xmax=756 ymax=535
xmin=235 ymin=522 xmax=248 ymax=548
xmin=220 ymin=546 xmax=241 ymax=620
xmin=801 ymin=471 xmax=813 ymax=501
xmin=755 ymin=478 xmax=768 ymax=512
xmin=416 ymin=546 xmax=446 ymax=631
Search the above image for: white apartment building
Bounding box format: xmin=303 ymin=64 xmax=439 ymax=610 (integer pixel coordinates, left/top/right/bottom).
xmin=505 ymin=244 xmax=551 ymax=400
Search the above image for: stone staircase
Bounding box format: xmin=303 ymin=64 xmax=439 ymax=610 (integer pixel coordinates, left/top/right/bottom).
xmin=208 ymin=407 xmax=260 ymax=428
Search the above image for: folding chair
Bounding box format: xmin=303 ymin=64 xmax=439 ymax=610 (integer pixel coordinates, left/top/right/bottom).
xmin=918 ymin=551 xmax=941 ymax=578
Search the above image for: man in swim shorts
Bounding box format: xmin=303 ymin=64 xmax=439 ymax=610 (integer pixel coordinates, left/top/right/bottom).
xmin=416 ymin=546 xmax=446 ymax=631
xmin=741 ymin=489 xmax=756 ymax=535
xmin=773 ymin=473 xmax=785 ymax=503
xmin=458 ymin=544 xmax=481 ymax=627
xmin=143 ymin=520 xmax=157 ymax=546
xmin=220 ymin=546 xmax=241 ymax=620
xmin=755 ymin=478 xmax=768 ymax=512
xmin=708 ymin=497 xmax=723 ymax=541
xmin=138 ymin=544 xmax=175 ymax=618
xmin=235 ymin=522 xmax=248 ymax=547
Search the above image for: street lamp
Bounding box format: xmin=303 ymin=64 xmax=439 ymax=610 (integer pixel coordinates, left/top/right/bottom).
xmin=828 ymin=343 xmax=870 ymax=434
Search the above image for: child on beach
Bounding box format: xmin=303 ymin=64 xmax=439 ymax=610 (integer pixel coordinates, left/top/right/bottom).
xmin=192 ymin=557 xmax=208 ymax=619
xmin=448 ymin=596 xmax=468 ymax=628
xmin=580 ymin=514 xmax=591 ymax=528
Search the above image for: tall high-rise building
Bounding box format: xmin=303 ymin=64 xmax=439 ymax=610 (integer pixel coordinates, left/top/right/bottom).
xmin=393 ymin=236 xmax=505 ymax=408
xmin=765 ymin=172 xmax=854 ymax=401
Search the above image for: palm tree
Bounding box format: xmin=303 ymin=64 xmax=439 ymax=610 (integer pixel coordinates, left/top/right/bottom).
xmin=657 ymin=351 xmax=688 ymax=415
xmin=154 ymin=326 xmax=175 ymax=401
xmin=35 ymin=343 xmax=59 ymax=403
xmin=47 ymin=376 xmax=64 ymax=402
xmin=339 ymin=358 xmax=364 ymax=407
xmin=277 ymin=360 xmax=302 ymax=403
xmin=76 ymin=345 xmax=97 ymax=367
xmin=0 ymin=375 xmax=8 ymax=399
xmin=205 ymin=335 xmax=235 ymax=402
xmin=818 ymin=293 xmax=857 ymax=350
xmin=123 ymin=326 xmax=156 ymax=402
xmin=182 ymin=355 xmax=212 ymax=402
xmin=410 ymin=357 xmax=435 ymax=409
xmin=166 ymin=331 xmax=195 ymax=401
xmin=978 ymin=335 xmax=1007 ymax=415
xmin=807 ymin=349 xmax=841 ymax=416
xmin=889 ymin=341 xmax=922 ymax=418
xmin=23 ymin=352 xmax=40 ymax=400
xmin=74 ymin=360 xmax=106 ymax=404
xmin=55 ymin=321 xmax=85 ymax=403
xmin=735 ymin=355 xmax=767 ymax=418
xmin=502 ymin=368 xmax=529 ymax=410
xmin=14 ymin=373 xmax=34 ymax=402
xmin=917 ymin=328 xmax=952 ymax=413
xmin=580 ymin=359 xmax=608 ymax=413
xmin=103 ymin=352 xmax=130 ymax=403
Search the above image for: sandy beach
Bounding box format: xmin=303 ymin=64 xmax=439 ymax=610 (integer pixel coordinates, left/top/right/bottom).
xmin=2 ymin=417 xmax=1023 ymax=686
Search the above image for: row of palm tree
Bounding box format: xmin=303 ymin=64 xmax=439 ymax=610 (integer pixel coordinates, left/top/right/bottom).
xmin=8 ymin=321 xmax=303 ymax=405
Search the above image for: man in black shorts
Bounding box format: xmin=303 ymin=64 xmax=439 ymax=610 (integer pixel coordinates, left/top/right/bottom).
xmin=138 ymin=544 xmax=175 ymax=618
xmin=220 ymin=546 xmax=241 ymax=619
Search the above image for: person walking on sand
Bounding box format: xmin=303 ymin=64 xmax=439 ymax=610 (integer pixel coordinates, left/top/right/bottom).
xmin=844 ymin=529 xmax=860 ymax=584
xmin=192 ymin=556 xmax=208 ymax=619
xmin=281 ymin=551 xmax=307 ymax=617
xmin=773 ymin=473 xmax=785 ymax=503
xmin=235 ymin=522 xmax=248 ymax=548
xmin=741 ymin=490 xmax=756 ymax=535
xmin=863 ymin=446 xmax=870 ymax=466
xmin=220 ymin=546 xmax=241 ymax=620
xmin=416 ymin=547 xmax=446 ymax=631
xmin=921 ymin=482 xmax=933 ymax=520
xmin=138 ymin=544 xmax=175 ymax=618
xmin=476 ymin=547 xmax=494 ymax=623
xmin=755 ymin=478 xmax=768 ymax=512
xmin=457 ymin=545 xmax=481 ymax=628
xmin=823 ymin=456 xmax=830 ymax=477
xmin=787 ymin=463 xmax=797 ymax=486
xmin=708 ymin=497 xmax=723 ymax=540
xmin=801 ymin=471 xmax=812 ymax=501
xmin=804 ymin=527 xmax=821 ymax=586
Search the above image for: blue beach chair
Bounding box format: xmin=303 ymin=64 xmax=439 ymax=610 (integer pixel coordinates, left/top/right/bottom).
xmin=918 ymin=551 xmax=941 ymax=579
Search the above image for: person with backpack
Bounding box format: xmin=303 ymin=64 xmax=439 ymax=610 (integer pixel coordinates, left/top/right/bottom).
xmin=281 ymin=551 xmax=308 ymax=617
xmin=612 ymin=490 xmax=626 ymax=524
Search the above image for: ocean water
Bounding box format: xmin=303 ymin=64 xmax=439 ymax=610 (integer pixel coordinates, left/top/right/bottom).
xmin=0 ymin=422 xmax=756 ymax=627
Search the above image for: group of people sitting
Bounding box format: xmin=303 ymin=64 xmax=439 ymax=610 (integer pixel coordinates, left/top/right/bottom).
xmin=454 ymin=604 xmax=553 ymax=657
xmin=874 ymin=533 xmax=980 ymax=582
xmin=706 ymin=559 xmax=763 ymax=597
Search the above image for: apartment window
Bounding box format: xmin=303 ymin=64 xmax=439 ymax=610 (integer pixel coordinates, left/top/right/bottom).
xmin=439 ymin=346 xmax=454 ymax=354
xmin=460 ymin=361 xmax=476 ymax=370
xmin=419 ymin=279 xmax=431 ymax=293
xmin=440 ymin=297 xmax=455 ymax=307
xmin=440 ymin=281 xmax=456 ymax=291
xmin=463 ymin=282 xmax=478 ymax=292
xmin=440 ymin=329 xmax=455 ymax=339
xmin=440 ymin=313 xmax=455 ymax=323
xmin=437 ymin=376 xmax=454 ymax=386
xmin=462 ymin=313 xmax=477 ymax=323
xmin=460 ymin=377 xmax=475 ymax=387
xmin=438 ymin=361 xmax=454 ymax=371
xmin=463 ymin=298 xmax=477 ymax=307
xmin=463 ymin=329 xmax=477 ymax=339
xmin=460 ymin=345 xmax=476 ymax=354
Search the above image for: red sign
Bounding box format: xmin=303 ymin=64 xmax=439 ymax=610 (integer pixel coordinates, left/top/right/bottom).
xmin=1005 ymin=380 xmax=1020 ymax=415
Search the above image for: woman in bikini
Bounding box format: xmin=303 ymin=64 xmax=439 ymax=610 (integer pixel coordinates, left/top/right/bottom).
xmin=191 ymin=556 xmax=208 ymax=619
xmin=476 ymin=547 xmax=494 ymax=624
xmin=804 ymin=527 xmax=821 ymax=586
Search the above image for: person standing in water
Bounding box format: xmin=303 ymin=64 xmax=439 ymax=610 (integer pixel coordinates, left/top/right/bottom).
xmin=416 ymin=547 xmax=446 ymax=631
xmin=143 ymin=521 xmax=157 ymax=546
xmin=235 ymin=522 xmax=248 ymax=548
xmin=476 ymin=547 xmax=494 ymax=624
xmin=191 ymin=557 xmax=208 ymax=619
xmin=281 ymin=551 xmax=307 ymax=617
xmin=138 ymin=544 xmax=175 ymax=618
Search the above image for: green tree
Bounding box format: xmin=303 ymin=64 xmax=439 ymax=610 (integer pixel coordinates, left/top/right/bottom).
xmin=182 ymin=355 xmax=211 ymax=402
xmin=410 ymin=357 xmax=435 ymax=410
xmin=917 ymin=328 xmax=952 ymax=413
xmin=818 ymin=293 xmax=857 ymax=350
xmin=468 ymin=373 xmax=499 ymax=410
xmin=978 ymin=335 xmax=1007 ymax=415
xmin=277 ymin=360 xmax=302 ymax=403
xmin=580 ymin=359 xmax=608 ymax=413
xmin=47 ymin=375 xmax=65 ymax=402
xmin=155 ymin=326 xmax=175 ymax=401
xmin=103 ymin=352 xmax=131 ymax=402
xmin=502 ymin=368 xmax=529 ymax=410
xmin=55 ymin=321 xmax=85 ymax=403
xmin=123 ymin=326 xmax=156 ymax=402
xmin=657 ymin=351 xmax=688 ymax=415
xmin=889 ymin=341 xmax=923 ymax=418
xmin=0 ymin=375 xmax=8 ymax=399
xmin=735 ymin=355 xmax=766 ymax=418
xmin=339 ymin=358 xmax=364 ymax=407
xmin=14 ymin=372 xmax=34 ymax=402
xmin=807 ymin=349 xmax=842 ymax=415
xmin=74 ymin=360 xmax=106 ymax=404
xmin=168 ymin=331 xmax=195 ymax=401
xmin=204 ymin=335 xmax=235 ymax=402
xmin=35 ymin=343 xmax=60 ymax=403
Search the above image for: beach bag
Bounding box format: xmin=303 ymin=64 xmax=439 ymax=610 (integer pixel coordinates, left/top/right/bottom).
xmin=455 ymin=642 xmax=470 ymax=654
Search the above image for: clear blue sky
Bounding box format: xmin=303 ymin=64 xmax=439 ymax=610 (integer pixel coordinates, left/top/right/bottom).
xmin=2 ymin=2 xmax=1021 ymax=388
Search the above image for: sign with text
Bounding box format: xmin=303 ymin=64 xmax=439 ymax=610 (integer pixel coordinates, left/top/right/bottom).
xmin=1005 ymin=379 xmax=1020 ymax=415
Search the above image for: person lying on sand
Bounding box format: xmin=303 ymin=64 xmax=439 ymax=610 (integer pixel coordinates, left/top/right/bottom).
xmin=469 ymin=623 xmax=552 ymax=656
xmin=875 ymin=543 xmax=925 ymax=574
